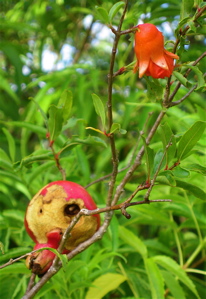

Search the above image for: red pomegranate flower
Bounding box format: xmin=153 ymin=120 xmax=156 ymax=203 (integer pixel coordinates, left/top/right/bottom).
xmin=133 ymin=23 xmax=179 ymax=79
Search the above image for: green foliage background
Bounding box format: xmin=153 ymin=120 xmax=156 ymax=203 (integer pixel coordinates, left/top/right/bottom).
xmin=0 ymin=0 xmax=205 ymax=298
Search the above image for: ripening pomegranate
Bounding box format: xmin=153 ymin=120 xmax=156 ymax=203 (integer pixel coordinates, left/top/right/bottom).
xmin=25 ymin=181 xmax=100 ymax=275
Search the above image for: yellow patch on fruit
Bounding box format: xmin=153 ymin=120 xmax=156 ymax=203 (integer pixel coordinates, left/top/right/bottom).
xmin=26 ymin=184 xmax=98 ymax=250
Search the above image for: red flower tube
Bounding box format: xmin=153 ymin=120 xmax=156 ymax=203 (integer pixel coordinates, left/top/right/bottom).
xmin=133 ymin=23 xmax=179 ymax=79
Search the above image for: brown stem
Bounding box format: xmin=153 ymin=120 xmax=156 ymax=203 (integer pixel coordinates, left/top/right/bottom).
xmin=112 ymin=110 xmax=166 ymax=206
xmin=144 ymin=137 xmax=173 ymax=201
xmin=173 ymin=6 xmax=206 ymax=54
xmin=85 ymin=111 xmax=154 ymax=189
xmin=167 ymin=52 xmax=206 ymax=106
xmin=106 ymin=0 xmax=128 ymax=206
xmin=25 ymin=274 xmax=36 ymax=295
xmin=50 ymin=145 xmax=66 ymax=180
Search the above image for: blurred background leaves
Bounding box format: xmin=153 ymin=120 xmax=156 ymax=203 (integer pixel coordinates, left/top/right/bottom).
xmin=0 ymin=0 xmax=205 ymax=298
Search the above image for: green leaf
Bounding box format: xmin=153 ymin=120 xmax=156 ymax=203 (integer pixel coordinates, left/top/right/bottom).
xmin=15 ymin=151 xmax=53 ymax=170
xmin=161 ymin=270 xmax=186 ymax=299
xmin=0 ymin=247 xmax=29 ymax=264
xmin=180 ymin=0 xmax=195 ymax=20
xmin=159 ymin=123 xmax=176 ymax=168
xmin=152 ymin=150 xmax=164 ymax=176
xmin=29 ymin=97 xmax=48 ymax=125
xmin=182 ymin=65 xmax=205 ymax=90
xmin=109 ymin=215 xmax=119 ymax=251
xmin=0 ymin=121 xmax=47 ymax=136
xmin=48 ymin=105 xmax=64 ymax=141
xmin=76 ymin=147 xmax=90 ymax=180
xmin=144 ymin=258 xmax=164 ymax=299
xmin=0 ymin=263 xmax=30 ymax=274
xmin=157 ymin=171 xmax=176 ymax=186
xmin=173 ymin=71 xmax=189 ymax=87
xmin=177 ymin=121 xmax=206 ymax=161
xmin=0 ymin=74 xmax=20 ymax=104
xmin=88 ymin=249 xmax=126 ymax=271
xmin=91 ymin=93 xmax=106 ymax=129
xmin=86 ymin=126 xmax=105 ymax=135
xmin=58 ymin=90 xmax=73 ymax=123
xmin=176 ymin=180 xmax=206 ymax=200
xmin=85 ymin=273 xmax=127 ymax=299
xmin=0 ymin=148 xmax=12 ymax=170
xmin=153 ymin=256 xmax=200 ymax=298
xmin=66 ymin=135 xmax=107 ymax=149
xmin=146 ymin=77 xmax=163 ymax=101
xmin=95 ymin=6 xmax=109 ymax=23
xmin=119 ymin=226 xmax=147 ymax=258
xmin=173 ymin=166 xmax=190 ymax=178
xmin=2 ymin=128 xmax=16 ymax=162
xmin=108 ymin=1 xmax=125 ymax=22
xmin=141 ymin=135 xmax=154 ymax=181
xmin=185 ymin=163 xmax=206 ymax=175
xmin=58 ymin=143 xmax=80 ymax=158
xmin=110 ymin=123 xmax=127 ymax=134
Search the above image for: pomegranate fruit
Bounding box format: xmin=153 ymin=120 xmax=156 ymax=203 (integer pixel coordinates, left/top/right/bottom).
xmin=25 ymin=180 xmax=100 ymax=275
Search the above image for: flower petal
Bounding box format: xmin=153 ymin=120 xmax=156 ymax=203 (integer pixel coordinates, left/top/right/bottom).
xmin=138 ymin=53 xmax=150 ymax=78
xmin=164 ymin=50 xmax=179 ymax=60
xmin=151 ymin=52 xmax=169 ymax=70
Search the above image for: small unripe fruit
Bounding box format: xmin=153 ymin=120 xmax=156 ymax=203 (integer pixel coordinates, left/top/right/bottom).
xmin=25 ymin=181 xmax=100 ymax=275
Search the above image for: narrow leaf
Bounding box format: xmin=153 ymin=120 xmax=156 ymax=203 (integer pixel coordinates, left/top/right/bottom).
xmin=48 ymin=105 xmax=64 ymax=141
xmin=141 ymin=135 xmax=154 ymax=181
xmin=157 ymin=171 xmax=176 ymax=186
xmin=146 ymin=77 xmax=164 ymax=101
xmin=161 ymin=270 xmax=186 ymax=299
xmin=159 ymin=123 xmax=176 ymax=167
xmin=177 ymin=121 xmax=206 ymax=161
xmin=173 ymin=166 xmax=190 ymax=178
xmin=95 ymin=6 xmax=109 ymax=23
xmin=86 ymin=273 xmax=127 ymax=299
xmin=176 ymin=180 xmax=206 ymax=200
xmin=119 ymin=226 xmax=147 ymax=258
xmin=108 ymin=1 xmax=125 ymax=22
xmin=186 ymin=163 xmax=206 ymax=175
xmin=29 ymin=97 xmax=48 ymax=124
xmin=58 ymin=90 xmax=73 ymax=123
xmin=144 ymin=258 xmax=164 ymax=299
xmin=110 ymin=123 xmax=126 ymax=134
xmin=173 ymin=71 xmax=189 ymax=87
xmin=154 ymin=255 xmax=200 ymax=298
xmin=182 ymin=65 xmax=205 ymax=90
xmin=110 ymin=123 xmax=120 ymax=134
xmin=86 ymin=126 xmax=105 ymax=135
xmin=2 ymin=128 xmax=16 ymax=162
xmin=180 ymin=0 xmax=195 ymax=20
xmin=1 ymin=121 xmax=47 ymax=135
xmin=91 ymin=93 xmax=106 ymax=129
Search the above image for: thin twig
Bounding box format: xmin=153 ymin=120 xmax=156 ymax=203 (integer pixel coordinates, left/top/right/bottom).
xmin=113 ymin=110 xmax=166 ymax=206
xmin=25 ymin=274 xmax=36 ymax=295
xmin=173 ymin=6 xmax=206 ymax=54
xmin=0 ymin=249 xmax=41 ymax=269
xmin=50 ymin=145 xmax=66 ymax=180
xmin=106 ymin=0 xmax=129 ymax=206
xmin=167 ymin=52 xmax=206 ymax=106
xmin=169 ymin=83 xmax=200 ymax=107
xmin=85 ymin=112 xmax=154 ymax=189
xmin=144 ymin=137 xmax=173 ymax=201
